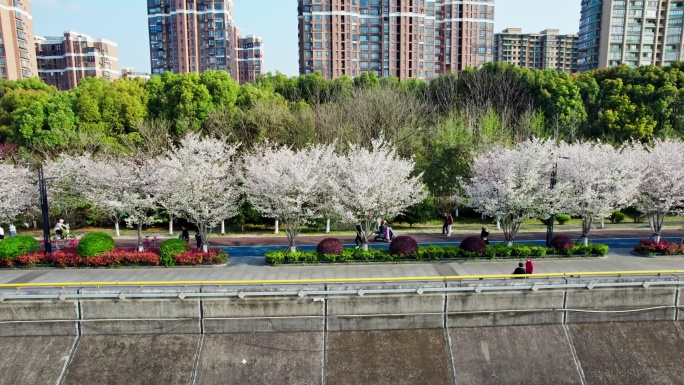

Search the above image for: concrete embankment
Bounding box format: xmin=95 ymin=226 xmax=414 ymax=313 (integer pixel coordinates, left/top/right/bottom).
xmin=0 ymin=276 xmax=683 ymax=384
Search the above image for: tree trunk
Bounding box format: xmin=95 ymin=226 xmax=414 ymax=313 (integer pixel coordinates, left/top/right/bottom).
xmin=221 ymin=220 xmax=225 ymax=235
xmin=649 ymin=210 xmax=665 ymax=243
xmin=169 ymin=214 xmax=174 ymax=236
xmin=275 ymin=219 xmax=279 ymax=234
xmin=600 ymin=217 xmax=604 ymax=229
xmin=33 ymin=221 xmax=37 ymax=229
xmin=326 ymin=217 xmax=330 ymax=234
xmin=137 ymin=222 xmax=143 ymax=252
xmin=455 ymin=208 xmax=459 ymax=217
xmin=496 ymin=219 xmax=501 ymax=230
xmin=581 ymin=217 xmax=593 ymax=248
xmin=114 ymin=222 xmax=120 ymax=237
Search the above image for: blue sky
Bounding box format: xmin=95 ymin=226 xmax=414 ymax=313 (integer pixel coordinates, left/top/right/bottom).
xmin=31 ymin=0 xmax=581 ymax=77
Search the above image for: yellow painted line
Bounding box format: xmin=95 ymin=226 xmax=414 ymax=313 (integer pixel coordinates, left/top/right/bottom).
xmin=0 ymin=270 xmax=682 ymax=289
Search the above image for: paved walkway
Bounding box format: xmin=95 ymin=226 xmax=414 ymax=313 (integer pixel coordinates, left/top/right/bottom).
xmin=0 ymin=230 xmax=682 ymax=286
xmin=1 ymin=249 xmax=683 ymax=286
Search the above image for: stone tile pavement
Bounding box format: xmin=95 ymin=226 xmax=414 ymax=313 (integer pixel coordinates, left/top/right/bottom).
xmin=1 ymin=249 xmax=683 ymax=285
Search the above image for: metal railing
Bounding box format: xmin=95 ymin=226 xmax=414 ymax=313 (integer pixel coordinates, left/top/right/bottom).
xmin=0 ymin=270 xmax=683 ymax=290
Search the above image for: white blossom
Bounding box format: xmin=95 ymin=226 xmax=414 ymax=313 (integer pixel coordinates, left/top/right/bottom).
xmin=0 ymin=163 xmax=36 ymax=222
xmin=336 ymin=139 xmax=426 ymax=249
xmin=463 ymin=138 xmax=561 ymax=245
xmin=636 ymin=138 xmax=684 ymax=242
xmin=241 ymin=142 xmax=337 ymax=251
xmin=157 ymin=133 xmax=242 ymax=250
xmin=556 ymin=141 xmax=643 ymax=245
xmin=77 ymin=155 xmax=162 ymax=250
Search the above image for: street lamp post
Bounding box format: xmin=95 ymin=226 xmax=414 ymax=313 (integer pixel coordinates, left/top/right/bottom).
xmin=546 ymin=163 xmax=558 ymax=248
xmin=29 ymin=163 xmax=52 ymax=254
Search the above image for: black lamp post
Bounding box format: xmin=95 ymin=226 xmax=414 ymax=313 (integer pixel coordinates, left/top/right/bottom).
xmin=28 ymin=163 xmax=52 ymax=254
xmin=546 ymin=163 xmax=557 ymax=248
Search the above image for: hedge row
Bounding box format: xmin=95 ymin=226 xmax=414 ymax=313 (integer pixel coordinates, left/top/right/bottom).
xmin=0 ymin=248 xmax=228 ymax=268
xmin=265 ymin=243 xmax=609 ymax=265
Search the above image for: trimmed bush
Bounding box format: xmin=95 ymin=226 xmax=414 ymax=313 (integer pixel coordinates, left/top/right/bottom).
xmin=460 ymin=236 xmax=487 ymax=254
xmin=389 ymin=236 xmax=419 ymax=257
xmin=316 ymin=238 xmax=344 ymax=255
xmin=550 ymin=235 xmax=574 ymax=252
xmin=76 ymin=232 xmax=115 ymax=257
xmin=159 ymin=238 xmax=189 ymax=266
xmin=555 ymin=214 xmax=571 ymax=225
xmin=610 ymin=211 xmax=627 ymax=224
xmin=0 ymin=235 xmax=39 ymax=260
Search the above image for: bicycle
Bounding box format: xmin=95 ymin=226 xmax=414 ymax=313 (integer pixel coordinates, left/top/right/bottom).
xmin=51 ymin=230 xmax=81 ymax=250
xmin=143 ymin=233 xmax=160 ymax=248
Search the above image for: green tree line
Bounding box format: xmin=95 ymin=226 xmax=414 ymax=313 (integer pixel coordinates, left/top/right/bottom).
xmin=3 ymin=62 xmax=684 ymax=219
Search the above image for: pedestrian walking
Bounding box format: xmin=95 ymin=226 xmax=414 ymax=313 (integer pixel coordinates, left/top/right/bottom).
xmin=512 ymin=262 xmax=526 ymax=277
xmin=195 ymin=231 xmax=203 ymax=249
xmin=180 ymin=226 xmax=190 ymax=242
xmin=446 ymin=213 xmax=454 ymax=236
xmin=442 ymin=213 xmax=449 ymax=235
xmin=354 ymin=223 xmax=363 ymax=249
xmin=0 ymin=226 xmax=4 ymax=241
xmin=9 ymin=222 xmax=16 ymax=237
xmin=481 ymin=227 xmax=490 ymax=245
xmin=525 ymin=258 xmax=535 ymax=275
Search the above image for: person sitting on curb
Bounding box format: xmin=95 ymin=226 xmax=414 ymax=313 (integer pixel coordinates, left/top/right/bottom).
xmin=512 ymin=262 xmax=526 ymax=278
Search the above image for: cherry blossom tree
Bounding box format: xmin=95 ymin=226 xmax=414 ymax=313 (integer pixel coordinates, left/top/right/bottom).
xmin=157 ymin=133 xmax=242 ymax=252
xmin=45 ymin=156 xmax=89 ymax=227
xmin=463 ymin=138 xmax=562 ymax=246
xmin=0 ymin=164 xmax=36 ymax=222
xmin=556 ymin=141 xmax=643 ymax=246
xmin=241 ymin=142 xmax=337 ymax=252
xmin=636 ymin=139 xmax=684 ymax=242
xmin=80 ymin=155 xmax=163 ymax=251
xmin=336 ymin=139 xmax=426 ymax=251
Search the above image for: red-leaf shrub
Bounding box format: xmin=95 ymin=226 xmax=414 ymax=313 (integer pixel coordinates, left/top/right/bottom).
xmin=316 ymin=238 xmax=345 ymax=255
xmin=551 ymin=236 xmax=574 ymax=252
xmin=3 ymin=247 xmax=225 ymax=268
xmin=460 ymin=236 xmax=487 ymax=254
xmin=665 ymin=242 xmax=684 ymax=255
xmin=389 ymin=236 xmax=419 ymax=257
xmin=174 ymin=248 xmax=228 ymax=265
xmin=635 ymin=239 xmax=672 ymax=254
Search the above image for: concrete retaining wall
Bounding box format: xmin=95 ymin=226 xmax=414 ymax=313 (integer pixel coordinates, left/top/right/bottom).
xmin=0 ymin=277 xmax=682 ymax=336
xmin=1 ymin=277 xmax=683 ymax=384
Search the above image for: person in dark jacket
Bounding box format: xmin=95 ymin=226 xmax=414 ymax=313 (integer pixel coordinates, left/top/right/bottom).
xmin=195 ymin=231 xmax=202 ymax=249
xmin=180 ymin=226 xmax=190 ymax=242
xmin=355 ymin=223 xmax=363 ymax=248
xmin=512 ymin=262 xmax=526 ymax=277
xmin=481 ymin=227 xmax=490 ymax=245
xmin=442 ymin=213 xmax=449 ymax=235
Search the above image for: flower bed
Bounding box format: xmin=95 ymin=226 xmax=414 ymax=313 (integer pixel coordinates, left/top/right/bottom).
xmin=0 ymin=247 xmax=228 ymax=268
xmin=265 ymin=243 xmax=609 ymax=265
xmin=633 ymin=239 xmax=684 ymax=256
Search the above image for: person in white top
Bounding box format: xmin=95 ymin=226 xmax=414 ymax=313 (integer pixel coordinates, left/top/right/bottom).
xmin=54 ymin=219 xmax=68 ymax=239
xmin=9 ymin=222 xmax=16 ymax=237
xmin=0 ymin=226 xmax=4 ymax=240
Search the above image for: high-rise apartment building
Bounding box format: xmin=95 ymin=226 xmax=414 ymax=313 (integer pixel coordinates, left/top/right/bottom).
xmin=35 ymin=32 xmax=119 ymax=91
xmin=0 ymin=0 xmax=37 ymax=80
xmin=236 ymin=35 xmax=264 ymax=84
xmin=297 ymin=0 xmax=495 ymax=80
xmin=147 ymin=0 xmax=239 ymax=78
xmin=579 ymin=0 xmax=684 ymax=72
xmin=121 ymin=67 xmax=151 ymax=81
xmin=494 ymin=28 xmax=579 ymax=72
